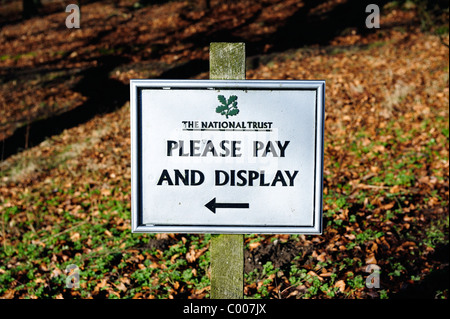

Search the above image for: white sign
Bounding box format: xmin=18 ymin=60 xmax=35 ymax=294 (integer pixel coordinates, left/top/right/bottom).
xmin=130 ymin=80 xmax=324 ymax=234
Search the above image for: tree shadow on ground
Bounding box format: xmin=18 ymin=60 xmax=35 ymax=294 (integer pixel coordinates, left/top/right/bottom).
xmin=0 ymin=0 xmax=108 ymax=27
xmin=265 ymin=0 xmax=390 ymax=53
xmin=391 ymin=243 xmax=449 ymax=299
xmin=178 ymin=0 xmax=391 ymax=57
xmin=0 ymin=0 xmax=413 ymax=160
xmin=1 ymin=55 xmax=129 ymax=160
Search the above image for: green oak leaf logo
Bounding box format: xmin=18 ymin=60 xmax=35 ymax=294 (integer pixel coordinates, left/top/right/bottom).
xmin=216 ymin=95 xmax=239 ymax=118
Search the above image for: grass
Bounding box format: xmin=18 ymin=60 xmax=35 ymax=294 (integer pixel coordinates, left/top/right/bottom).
xmin=1 ymin=191 xmax=214 ymax=298
xmin=1 ymin=9 xmax=448 ymax=298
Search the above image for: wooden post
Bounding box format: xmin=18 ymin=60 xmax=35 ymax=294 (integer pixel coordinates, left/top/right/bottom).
xmin=209 ymin=42 xmax=245 ymax=299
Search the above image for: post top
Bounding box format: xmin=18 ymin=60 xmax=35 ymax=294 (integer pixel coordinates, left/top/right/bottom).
xmin=210 ymin=42 xmax=246 ymax=80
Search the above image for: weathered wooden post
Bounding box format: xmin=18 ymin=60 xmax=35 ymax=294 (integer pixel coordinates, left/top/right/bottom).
xmin=209 ymin=42 xmax=245 ymax=299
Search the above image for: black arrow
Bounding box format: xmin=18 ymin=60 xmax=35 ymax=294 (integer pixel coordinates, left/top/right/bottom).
xmin=205 ymin=197 xmax=249 ymax=214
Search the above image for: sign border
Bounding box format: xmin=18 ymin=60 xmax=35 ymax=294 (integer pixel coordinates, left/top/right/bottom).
xmin=130 ymin=80 xmax=325 ymax=234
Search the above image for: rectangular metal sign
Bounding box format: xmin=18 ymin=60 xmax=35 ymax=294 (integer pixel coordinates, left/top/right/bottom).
xmin=130 ymin=80 xmax=325 ymax=234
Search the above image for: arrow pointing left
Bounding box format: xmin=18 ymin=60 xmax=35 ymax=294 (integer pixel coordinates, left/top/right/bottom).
xmin=205 ymin=197 xmax=250 ymax=214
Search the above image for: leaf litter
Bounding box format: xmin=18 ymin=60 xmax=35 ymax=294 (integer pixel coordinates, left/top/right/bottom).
xmin=0 ymin=0 xmax=448 ymax=299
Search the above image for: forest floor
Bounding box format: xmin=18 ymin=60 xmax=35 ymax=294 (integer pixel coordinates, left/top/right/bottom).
xmin=0 ymin=0 xmax=448 ymax=299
